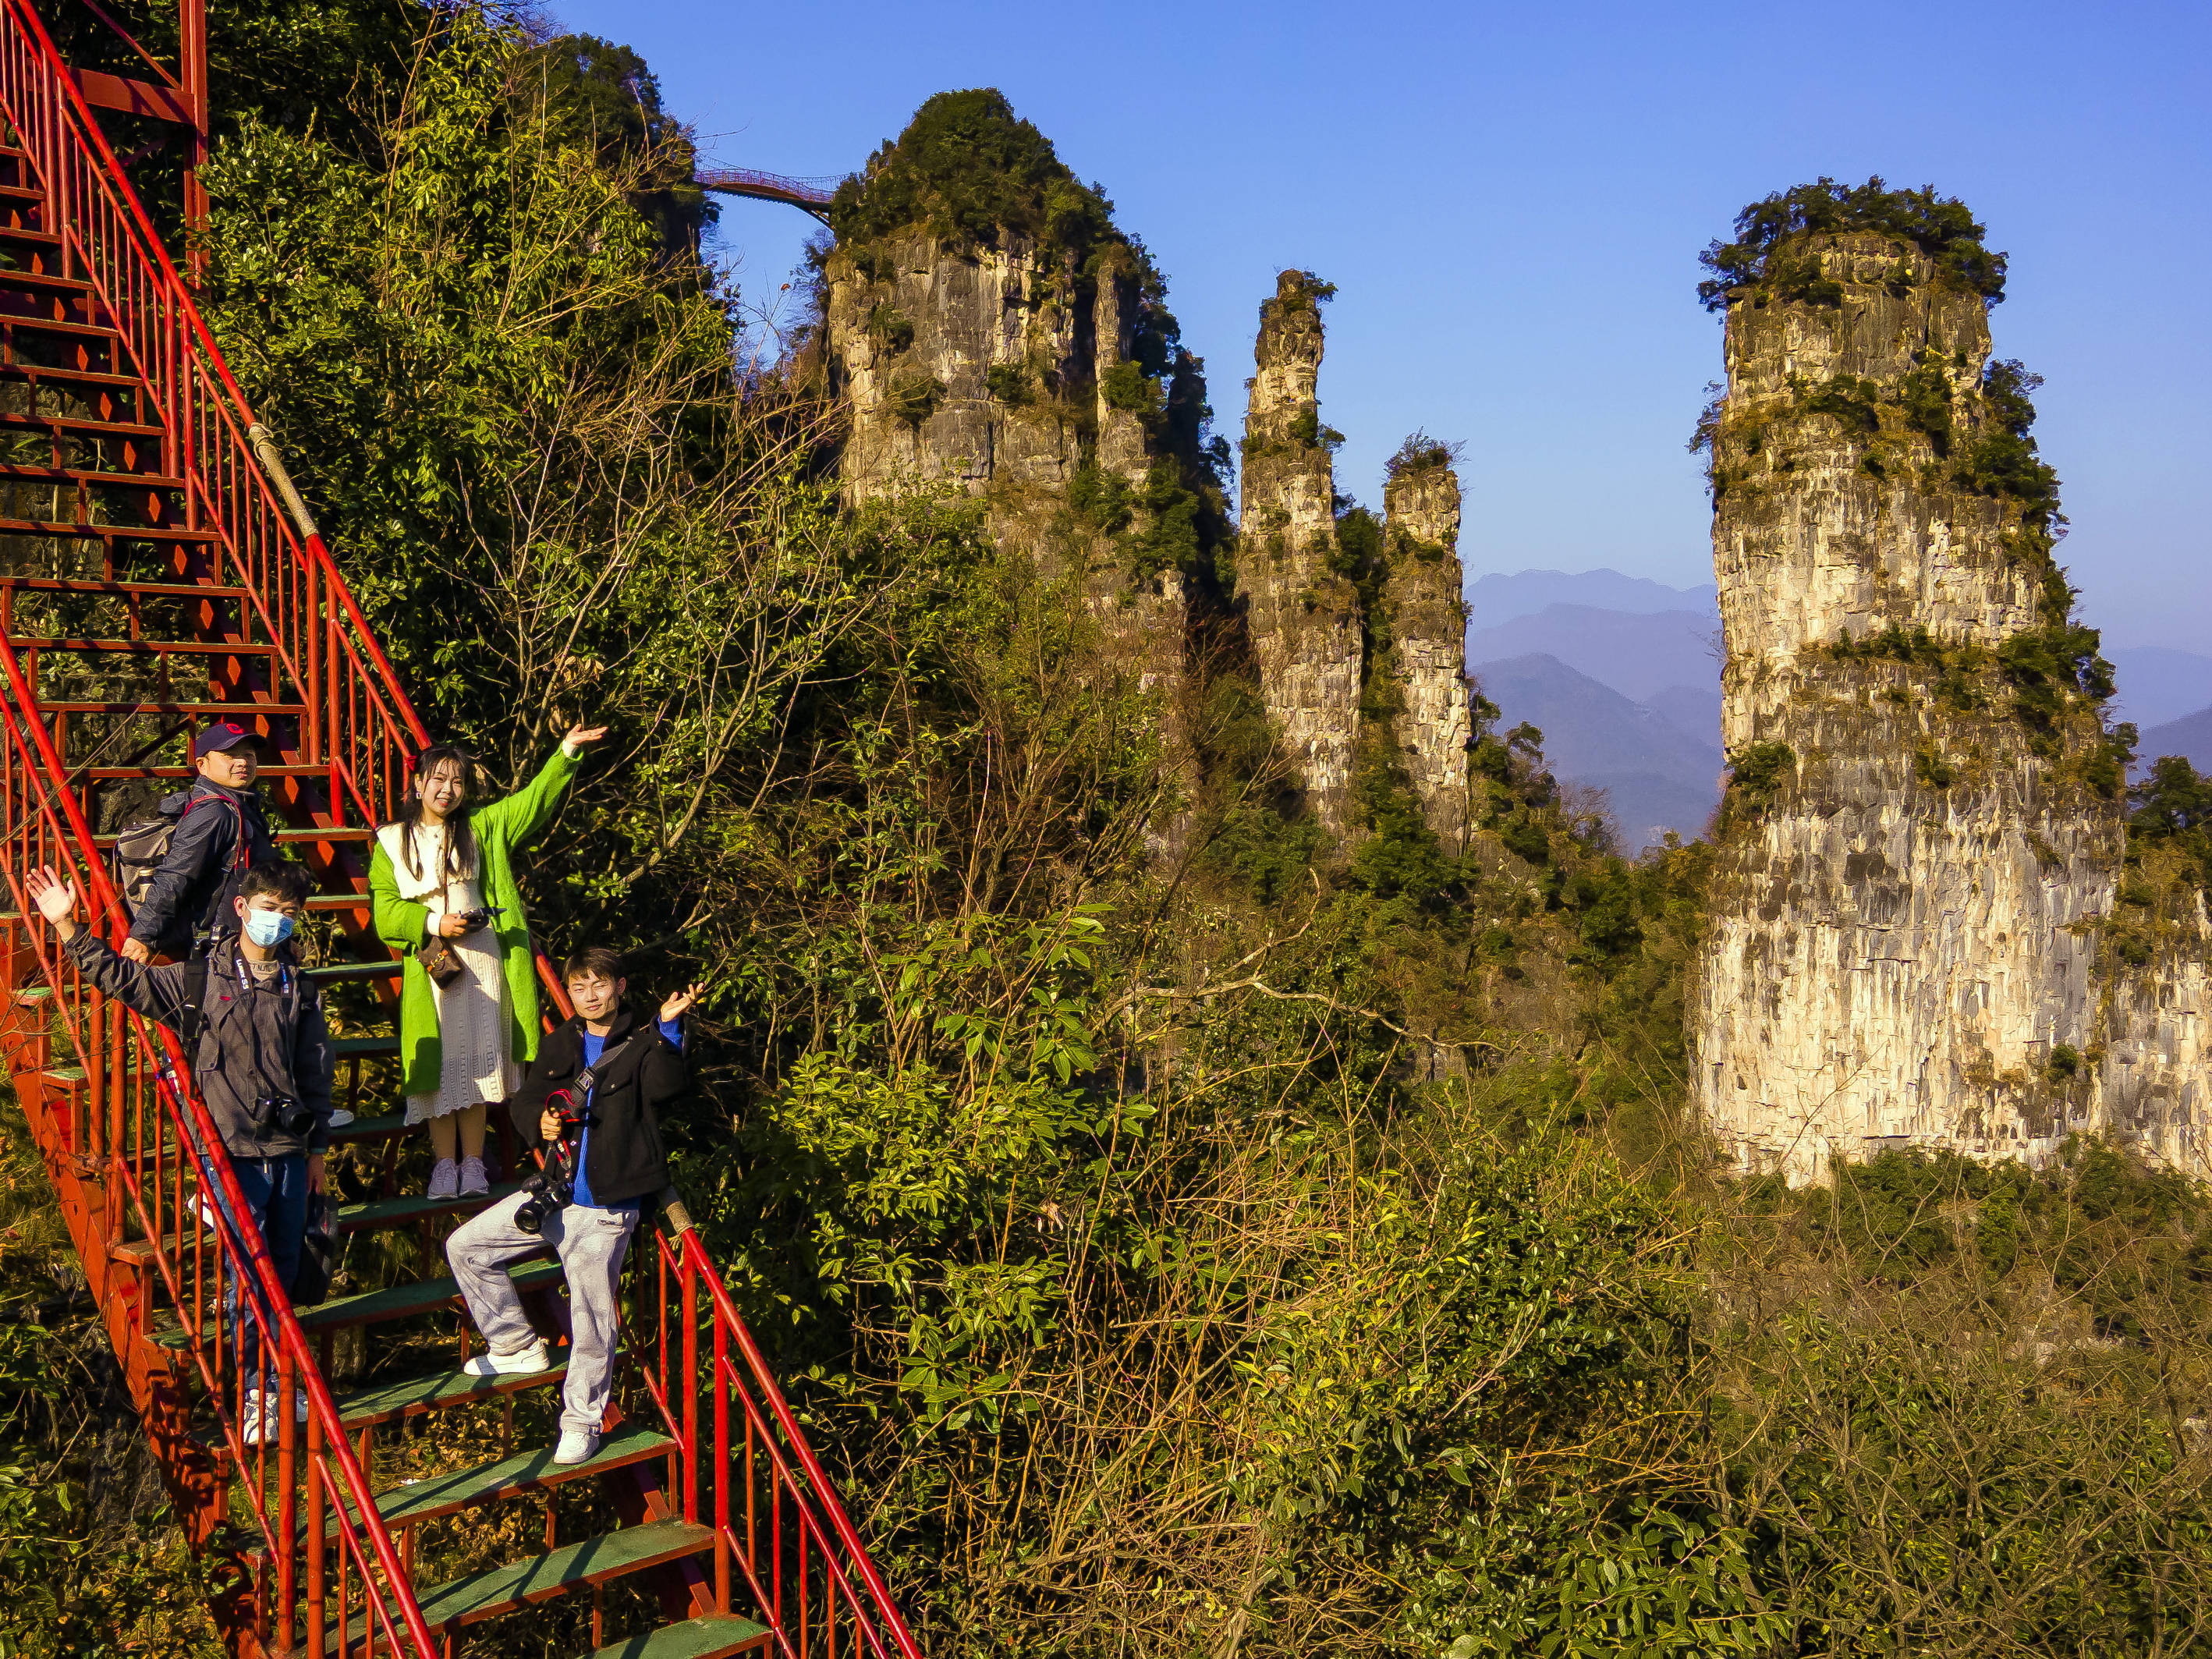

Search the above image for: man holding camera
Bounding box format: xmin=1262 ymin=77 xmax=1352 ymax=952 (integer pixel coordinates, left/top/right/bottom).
xmin=445 ymin=947 xmax=697 ymax=1464
xmin=25 ymin=860 xmax=331 ymax=1445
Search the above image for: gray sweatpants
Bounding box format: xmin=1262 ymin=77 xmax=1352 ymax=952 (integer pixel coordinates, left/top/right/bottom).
xmin=446 ymin=1189 xmax=639 ymax=1438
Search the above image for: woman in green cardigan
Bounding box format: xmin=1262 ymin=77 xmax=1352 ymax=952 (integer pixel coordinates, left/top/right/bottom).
xmin=370 ymin=725 xmax=604 ymax=1197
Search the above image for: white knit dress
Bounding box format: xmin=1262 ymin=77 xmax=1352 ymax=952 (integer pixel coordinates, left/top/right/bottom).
xmin=375 ymin=821 xmax=518 ymax=1124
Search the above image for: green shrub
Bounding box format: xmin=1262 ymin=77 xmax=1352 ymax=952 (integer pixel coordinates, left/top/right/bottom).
xmin=1099 ymin=359 xmax=1159 ymax=414
xmin=884 ymin=369 xmax=946 ymax=426
xmin=984 ymin=361 xmax=1030 ymax=406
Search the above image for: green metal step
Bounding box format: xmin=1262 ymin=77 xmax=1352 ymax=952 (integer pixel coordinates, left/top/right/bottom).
xmin=149 ymin=1257 xmax=560 ymax=1349
xmin=343 ymin=1519 xmax=714 ymax=1640
xmin=583 ymin=1615 xmax=774 ymax=1659
xmin=331 ymin=1034 xmax=399 ymax=1056
xmin=330 ymin=1422 xmax=672 ymax=1533
xmin=327 ymin=1110 xmax=408 ymax=1145
xmin=331 ymin=1354 xmax=574 ymax=1430
xmin=113 ymin=1183 xmax=523 ymax=1267
xmin=303 ymin=960 xmax=402 ymax=982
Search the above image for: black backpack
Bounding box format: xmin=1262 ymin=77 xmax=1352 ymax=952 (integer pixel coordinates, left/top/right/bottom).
xmin=107 ymin=792 xmax=245 ymax=948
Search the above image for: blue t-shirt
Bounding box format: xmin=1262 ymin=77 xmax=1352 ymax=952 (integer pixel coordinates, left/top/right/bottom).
xmin=570 ymin=1016 xmax=682 ymax=1211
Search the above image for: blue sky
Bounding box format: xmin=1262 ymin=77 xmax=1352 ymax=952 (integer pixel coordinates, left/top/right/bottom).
xmin=551 ymin=0 xmax=2210 ymax=648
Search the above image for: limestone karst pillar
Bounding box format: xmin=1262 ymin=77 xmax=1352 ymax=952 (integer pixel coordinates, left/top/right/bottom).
xmin=1379 ymin=448 xmax=1471 ymax=845
xmin=1691 ymin=224 xmax=2135 ymax=1184
xmin=1235 ymin=270 xmax=1362 ymax=837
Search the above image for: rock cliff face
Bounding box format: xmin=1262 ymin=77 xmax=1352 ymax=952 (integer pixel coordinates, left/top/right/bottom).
xmin=1235 ymin=271 xmax=1362 ymax=837
xmin=1691 ymin=222 xmax=2210 ymax=1183
xmin=818 ymin=92 xmax=1225 ymax=820
xmin=1379 ymin=452 xmax=1471 ymax=845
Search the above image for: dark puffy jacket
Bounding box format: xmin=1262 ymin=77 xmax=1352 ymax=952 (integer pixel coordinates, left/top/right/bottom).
xmin=64 ymin=930 xmax=334 ymax=1158
xmin=128 ymin=779 xmax=277 ymax=950
xmin=510 ymin=1005 xmax=683 ymax=1208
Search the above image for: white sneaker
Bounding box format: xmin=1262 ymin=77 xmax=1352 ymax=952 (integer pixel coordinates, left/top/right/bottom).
xmin=457 ymin=1155 xmax=489 ymax=1198
xmin=239 ymin=1387 xmax=307 ymax=1447
xmin=327 ymin=1108 xmax=355 ymax=1129
xmin=552 ymin=1427 xmax=600 ymax=1466
xmin=427 ymin=1158 xmax=459 ymax=1200
xmin=239 ymin=1387 xmax=275 ymax=1448
xmin=462 ymin=1338 xmax=550 ymax=1377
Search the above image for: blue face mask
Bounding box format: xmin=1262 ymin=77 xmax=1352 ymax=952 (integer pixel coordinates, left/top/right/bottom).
xmin=243 ymin=909 xmax=296 ymax=948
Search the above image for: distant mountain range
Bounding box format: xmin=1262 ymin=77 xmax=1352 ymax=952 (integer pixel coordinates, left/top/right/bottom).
xmin=1466 ymin=570 xmax=1724 ymax=849
xmin=1459 ymin=569 xmax=2212 ymax=846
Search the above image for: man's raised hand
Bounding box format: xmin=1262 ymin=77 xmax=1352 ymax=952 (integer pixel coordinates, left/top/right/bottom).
xmin=564 ymin=723 xmax=610 ymax=750
xmin=659 ymin=981 xmax=701 ymax=1023
xmin=24 ymin=867 xmax=79 ymax=935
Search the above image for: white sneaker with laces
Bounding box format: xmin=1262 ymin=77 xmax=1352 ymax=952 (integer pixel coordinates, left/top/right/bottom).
xmin=427 ymin=1157 xmax=459 ymax=1200
xmin=462 ymin=1338 xmax=551 ymax=1378
xmin=457 ymin=1155 xmax=489 ymax=1198
xmin=552 ymin=1427 xmax=601 ymax=1466
xmin=326 ymin=1108 xmax=355 ymax=1129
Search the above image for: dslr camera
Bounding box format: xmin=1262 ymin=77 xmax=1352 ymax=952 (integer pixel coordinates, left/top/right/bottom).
xmin=514 ymin=1092 xmax=593 ymax=1236
xmin=252 ymin=1092 xmax=317 ymax=1137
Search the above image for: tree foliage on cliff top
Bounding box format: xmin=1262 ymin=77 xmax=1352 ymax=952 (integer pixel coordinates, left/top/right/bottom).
xmin=831 ymin=88 xmax=1121 ymax=268
xmin=1699 ymin=175 xmax=2007 ymax=310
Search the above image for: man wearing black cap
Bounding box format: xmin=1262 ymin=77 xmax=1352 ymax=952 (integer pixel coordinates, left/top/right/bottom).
xmin=121 ymin=719 xmax=278 ymax=965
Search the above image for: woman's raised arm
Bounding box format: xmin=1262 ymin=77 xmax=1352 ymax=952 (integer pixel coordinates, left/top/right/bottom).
xmin=469 ymin=724 xmax=607 ymax=848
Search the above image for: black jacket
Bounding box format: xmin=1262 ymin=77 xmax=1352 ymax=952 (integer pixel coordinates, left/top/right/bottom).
xmin=129 ymin=779 xmax=277 ymax=949
xmin=65 ymin=930 xmax=334 ymax=1158
xmin=511 ymin=1005 xmax=683 ymax=1208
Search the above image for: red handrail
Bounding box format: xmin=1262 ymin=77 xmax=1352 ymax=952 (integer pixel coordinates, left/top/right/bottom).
xmin=0 ymin=636 xmax=438 ymax=1658
xmin=0 ymin=2 xmax=923 ymax=1650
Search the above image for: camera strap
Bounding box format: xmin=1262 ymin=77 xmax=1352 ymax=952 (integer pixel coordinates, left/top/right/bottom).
xmin=568 ymin=1023 xmax=647 ymax=1115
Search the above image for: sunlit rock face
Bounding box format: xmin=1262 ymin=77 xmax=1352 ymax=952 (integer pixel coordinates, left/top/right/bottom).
xmin=1380 ymin=456 xmax=1471 ymax=845
xmin=1234 ymin=271 xmax=1362 ymax=838
xmin=1692 ymin=233 xmax=2212 ymax=1185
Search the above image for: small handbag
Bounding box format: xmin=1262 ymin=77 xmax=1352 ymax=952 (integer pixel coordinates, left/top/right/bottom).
xmin=418 ymin=932 xmax=466 ymax=986
xmin=417 ymin=883 xmax=491 ymax=987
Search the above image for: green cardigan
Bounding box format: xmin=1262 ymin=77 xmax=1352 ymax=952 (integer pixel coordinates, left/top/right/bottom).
xmin=370 ymin=744 xmax=582 ymax=1099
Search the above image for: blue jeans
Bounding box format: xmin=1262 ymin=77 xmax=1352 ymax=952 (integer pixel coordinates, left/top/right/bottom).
xmin=212 ymin=1153 xmax=308 ymax=1391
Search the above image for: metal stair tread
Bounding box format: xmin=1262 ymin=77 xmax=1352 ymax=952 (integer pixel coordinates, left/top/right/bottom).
xmin=4 ymin=634 xmax=275 ymax=654
xmin=331 ymin=1352 xmax=575 ymax=1429
xmin=346 ymin=1519 xmax=714 ymax=1639
xmin=112 ymin=1183 xmax=524 ymax=1267
xmin=147 ymin=1257 xmax=560 ymax=1348
xmin=581 ymin=1615 xmax=774 ymax=1659
xmin=331 ymin=1033 xmax=399 ymax=1055
xmin=328 ymin=1110 xmax=407 ymax=1146
xmin=0 ymin=406 xmax=161 ymax=436
xmin=0 ymin=461 xmax=184 ymax=488
xmin=303 ymin=959 xmax=403 ymax=981
xmin=0 ymin=264 xmax=92 ymax=294
xmin=327 ymin=1421 xmax=672 ymax=1534
xmin=0 ymin=516 xmax=211 ymax=541
xmin=0 ymin=312 xmax=115 ymax=340
xmin=0 ymin=575 xmax=244 ymax=597
xmin=43 ymin=697 xmax=306 ymax=716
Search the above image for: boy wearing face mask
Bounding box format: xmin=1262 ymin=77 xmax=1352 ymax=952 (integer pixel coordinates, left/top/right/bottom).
xmin=24 ymin=859 xmax=332 ymax=1444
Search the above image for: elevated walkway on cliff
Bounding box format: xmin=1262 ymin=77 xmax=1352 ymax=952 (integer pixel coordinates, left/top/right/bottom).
xmin=0 ymin=3 xmax=917 ymax=1653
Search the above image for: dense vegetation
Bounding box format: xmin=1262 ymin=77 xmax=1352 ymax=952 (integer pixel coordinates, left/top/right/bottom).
xmin=1697 ymin=175 xmax=2007 ymax=310
xmin=1 ymin=26 xmax=2210 ymax=1659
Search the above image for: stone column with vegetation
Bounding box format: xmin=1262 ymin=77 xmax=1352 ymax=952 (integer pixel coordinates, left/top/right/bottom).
xmin=1377 ymin=435 xmax=1471 ymax=845
xmin=1235 ymin=270 xmax=1362 ymax=838
xmin=1686 ymin=180 xmax=2197 ymax=1184
xmin=817 ymin=91 xmax=1235 ymax=846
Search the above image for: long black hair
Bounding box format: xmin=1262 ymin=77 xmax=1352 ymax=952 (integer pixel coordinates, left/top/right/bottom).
xmin=387 ymin=744 xmax=479 ymax=884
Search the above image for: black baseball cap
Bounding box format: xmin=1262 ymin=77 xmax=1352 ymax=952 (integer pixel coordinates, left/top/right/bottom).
xmin=192 ymin=720 xmax=263 ymax=760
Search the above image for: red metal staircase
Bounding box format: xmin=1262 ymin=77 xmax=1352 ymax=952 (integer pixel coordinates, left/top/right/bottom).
xmin=0 ymin=2 xmax=920 ymax=1654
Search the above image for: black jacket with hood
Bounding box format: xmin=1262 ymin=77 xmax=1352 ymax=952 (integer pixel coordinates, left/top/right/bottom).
xmin=128 ymin=778 xmax=278 ymax=952
xmin=509 ymin=1005 xmax=684 ymax=1208
xmin=65 ymin=928 xmax=335 ymax=1159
